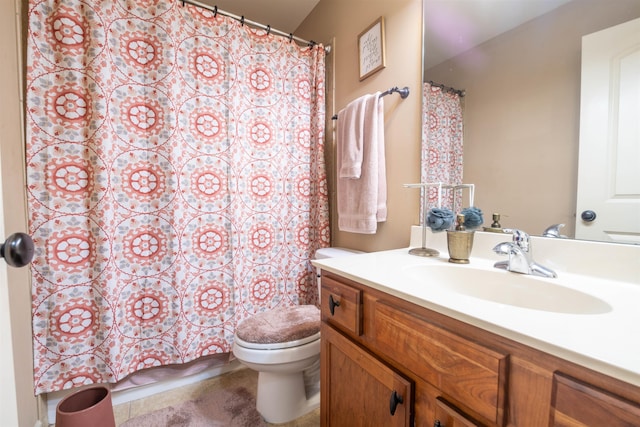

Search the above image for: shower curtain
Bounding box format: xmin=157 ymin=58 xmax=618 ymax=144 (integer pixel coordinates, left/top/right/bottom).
xmin=421 ymin=82 xmax=464 ymax=214
xmin=26 ymin=0 xmax=328 ymax=394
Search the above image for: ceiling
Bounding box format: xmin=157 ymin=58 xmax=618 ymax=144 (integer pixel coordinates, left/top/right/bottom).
xmin=193 ymin=0 xmax=572 ymax=68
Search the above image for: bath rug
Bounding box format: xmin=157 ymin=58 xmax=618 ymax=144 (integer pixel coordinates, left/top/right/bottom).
xmin=120 ymin=386 xmax=267 ymax=427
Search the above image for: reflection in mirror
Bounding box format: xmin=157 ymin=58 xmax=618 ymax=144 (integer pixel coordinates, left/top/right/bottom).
xmin=420 ymin=82 xmax=464 ymax=214
xmin=576 ymin=17 xmax=640 ymax=244
xmin=422 ymin=0 xmax=640 ymax=243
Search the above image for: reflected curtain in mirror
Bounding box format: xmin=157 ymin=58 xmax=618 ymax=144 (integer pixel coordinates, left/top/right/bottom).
xmin=420 ymin=83 xmax=464 ymax=222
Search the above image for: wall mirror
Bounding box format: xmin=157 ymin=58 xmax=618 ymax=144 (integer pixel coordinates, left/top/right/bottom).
xmin=422 ymin=0 xmax=640 ymax=244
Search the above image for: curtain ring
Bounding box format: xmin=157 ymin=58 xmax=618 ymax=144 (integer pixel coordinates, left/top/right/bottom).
xmin=266 ymin=25 xmax=271 ymax=35
xmin=213 ymin=5 xmax=217 ymax=16
xmin=181 ymin=0 xmax=185 ymax=6
xmin=289 ymin=33 xmax=293 ymax=43
xmin=240 ymin=15 xmax=245 ymax=26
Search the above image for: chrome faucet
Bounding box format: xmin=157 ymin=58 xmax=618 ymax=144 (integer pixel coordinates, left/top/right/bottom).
xmin=493 ymin=229 xmax=557 ymax=278
xmin=542 ymin=223 xmax=567 ymax=238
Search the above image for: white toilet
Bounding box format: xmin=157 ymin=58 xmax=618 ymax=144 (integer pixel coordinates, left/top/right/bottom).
xmin=232 ymin=247 xmax=363 ymax=424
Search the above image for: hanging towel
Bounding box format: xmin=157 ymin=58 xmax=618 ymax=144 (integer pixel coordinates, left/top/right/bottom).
xmin=338 ymin=96 xmax=368 ymax=179
xmin=336 ymin=92 xmax=387 ymax=234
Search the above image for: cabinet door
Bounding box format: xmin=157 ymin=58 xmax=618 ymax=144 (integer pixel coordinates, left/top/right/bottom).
xmin=321 ymin=323 xmax=412 ymax=427
xmin=434 ymin=397 xmax=482 ymax=427
xmin=550 ymin=372 xmax=640 ymax=426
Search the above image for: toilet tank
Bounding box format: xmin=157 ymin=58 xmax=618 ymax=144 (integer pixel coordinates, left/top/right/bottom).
xmin=314 ymin=247 xmax=364 ymax=260
xmin=314 ymin=247 xmax=364 ymax=296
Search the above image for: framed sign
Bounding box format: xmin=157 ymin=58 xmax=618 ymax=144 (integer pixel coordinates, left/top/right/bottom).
xmin=358 ymin=17 xmax=386 ymax=81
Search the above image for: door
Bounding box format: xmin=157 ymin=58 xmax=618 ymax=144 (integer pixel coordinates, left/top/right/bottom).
xmin=0 ymin=165 xmax=18 ymax=427
xmin=575 ymin=18 xmax=640 ymax=243
xmin=0 ymin=0 xmax=39 ymax=425
xmin=321 ymin=324 xmax=412 ymax=427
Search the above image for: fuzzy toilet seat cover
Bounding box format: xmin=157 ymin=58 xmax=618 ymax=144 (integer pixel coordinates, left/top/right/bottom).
xmin=236 ymin=305 xmax=320 ymax=344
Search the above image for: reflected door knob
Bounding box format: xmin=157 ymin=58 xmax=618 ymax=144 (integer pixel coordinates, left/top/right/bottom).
xmin=1 ymin=232 xmax=34 ymax=267
xmin=581 ymin=210 xmax=597 ymax=222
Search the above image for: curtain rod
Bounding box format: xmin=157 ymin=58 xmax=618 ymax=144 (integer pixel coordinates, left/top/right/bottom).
xmin=427 ymin=80 xmax=465 ymax=97
xmin=180 ymin=0 xmax=330 ymax=53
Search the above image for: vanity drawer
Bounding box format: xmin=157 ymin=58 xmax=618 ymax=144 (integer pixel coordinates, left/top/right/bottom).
xmin=550 ymin=372 xmax=640 ymax=426
xmin=373 ymin=301 xmax=508 ymax=426
xmin=321 ymin=275 xmax=362 ymax=336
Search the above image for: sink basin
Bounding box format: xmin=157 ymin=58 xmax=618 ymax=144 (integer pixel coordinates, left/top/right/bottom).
xmin=403 ymin=264 xmax=612 ymax=315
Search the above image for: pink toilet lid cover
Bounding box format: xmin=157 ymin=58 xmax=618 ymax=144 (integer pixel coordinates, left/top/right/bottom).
xmin=236 ymin=305 xmax=320 ymax=344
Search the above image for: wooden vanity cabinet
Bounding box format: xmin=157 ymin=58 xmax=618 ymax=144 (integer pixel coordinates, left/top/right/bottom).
xmin=373 ymin=301 xmax=508 ymax=425
xmin=550 ymin=372 xmax=640 ymax=426
xmin=321 ymin=324 xmax=412 ymax=427
xmin=434 ymin=397 xmax=484 ymax=427
xmin=320 ymin=271 xmax=640 ymax=427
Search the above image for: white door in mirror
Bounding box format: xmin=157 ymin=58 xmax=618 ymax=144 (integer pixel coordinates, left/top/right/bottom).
xmin=576 ymin=17 xmax=640 ymax=244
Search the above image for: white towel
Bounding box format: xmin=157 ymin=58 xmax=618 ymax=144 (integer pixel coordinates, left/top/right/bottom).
xmin=338 ymin=96 xmax=367 ymax=179
xmin=337 ymin=92 xmax=386 ymax=234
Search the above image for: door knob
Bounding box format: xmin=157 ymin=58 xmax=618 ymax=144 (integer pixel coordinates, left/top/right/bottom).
xmin=1 ymin=232 xmax=34 ymax=267
xmin=581 ymin=210 xmax=597 ymax=222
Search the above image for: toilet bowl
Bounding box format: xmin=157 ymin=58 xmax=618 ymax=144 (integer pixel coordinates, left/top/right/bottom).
xmin=233 ymin=305 xmax=321 ymax=424
xmin=232 ymin=247 xmax=363 ymax=424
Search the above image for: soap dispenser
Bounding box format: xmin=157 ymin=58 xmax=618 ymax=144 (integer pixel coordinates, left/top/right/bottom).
xmin=446 ymin=214 xmax=474 ymax=264
xmin=483 ymin=213 xmax=508 ymax=233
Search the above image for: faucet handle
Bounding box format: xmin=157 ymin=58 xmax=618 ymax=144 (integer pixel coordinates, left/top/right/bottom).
xmin=542 ymin=223 xmax=566 ymax=238
xmin=505 ymin=229 xmax=530 ymax=252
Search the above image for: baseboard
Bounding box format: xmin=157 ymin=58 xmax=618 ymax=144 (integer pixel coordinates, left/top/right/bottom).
xmin=46 ymin=360 xmax=244 ymax=424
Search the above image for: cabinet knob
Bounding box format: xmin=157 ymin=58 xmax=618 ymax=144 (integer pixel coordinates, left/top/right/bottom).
xmin=328 ymin=294 xmax=340 ymax=315
xmin=389 ymin=390 xmax=403 ymax=416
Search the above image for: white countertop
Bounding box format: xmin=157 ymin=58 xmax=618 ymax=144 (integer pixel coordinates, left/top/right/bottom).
xmin=312 ymin=228 xmax=640 ymax=387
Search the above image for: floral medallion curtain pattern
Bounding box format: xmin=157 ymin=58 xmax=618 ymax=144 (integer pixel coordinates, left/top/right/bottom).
xmin=421 ymin=82 xmax=464 ymax=216
xmin=26 ymin=0 xmax=328 ymax=394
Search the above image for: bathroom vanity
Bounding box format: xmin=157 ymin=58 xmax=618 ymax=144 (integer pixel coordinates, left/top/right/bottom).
xmin=313 ymin=229 xmax=640 ymax=426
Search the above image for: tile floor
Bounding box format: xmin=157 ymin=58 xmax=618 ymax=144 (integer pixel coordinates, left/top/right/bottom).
xmin=112 ymin=367 xmax=320 ymax=426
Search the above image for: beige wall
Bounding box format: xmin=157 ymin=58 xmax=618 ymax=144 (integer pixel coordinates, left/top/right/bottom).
xmin=297 ymin=0 xmax=423 ymax=252
xmin=426 ymin=0 xmax=640 ymax=237
xmin=0 ymin=0 xmax=40 ymax=425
